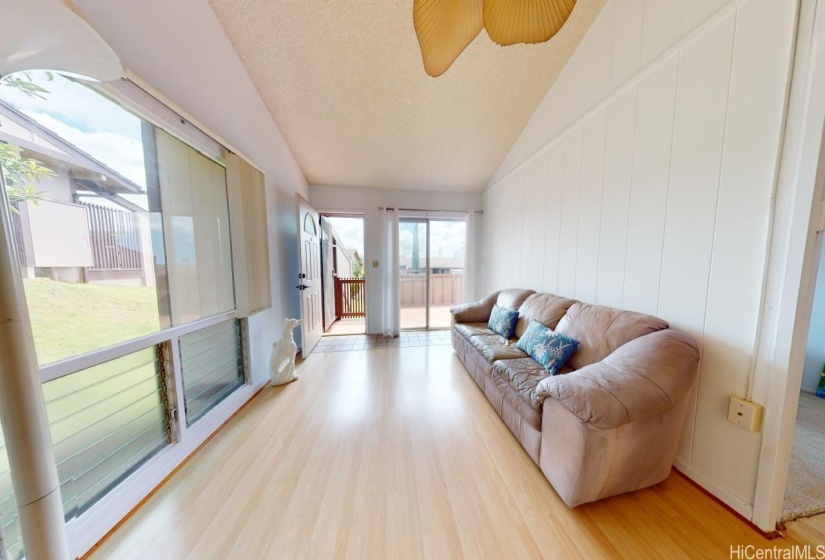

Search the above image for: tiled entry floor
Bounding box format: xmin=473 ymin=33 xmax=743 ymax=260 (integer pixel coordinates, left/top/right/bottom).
xmin=314 ymin=330 xmax=452 ymax=352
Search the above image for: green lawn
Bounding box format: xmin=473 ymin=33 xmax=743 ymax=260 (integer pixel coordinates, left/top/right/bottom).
xmin=23 ymin=278 xmax=161 ymax=365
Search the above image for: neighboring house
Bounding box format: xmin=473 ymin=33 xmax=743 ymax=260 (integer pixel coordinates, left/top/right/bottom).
xmin=327 ymin=223 xmax=353 ymax=278
xmin=0 ymin=102 xmax=154 ymax=287
xmin=319 ymin=218 xmax=359 ymax=330
xmin=399 ymin=256 xmax=464 ymax=275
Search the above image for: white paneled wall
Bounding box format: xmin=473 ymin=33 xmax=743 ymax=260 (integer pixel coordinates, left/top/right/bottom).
xmin=482 ymin=0 xmax=797 ymax=518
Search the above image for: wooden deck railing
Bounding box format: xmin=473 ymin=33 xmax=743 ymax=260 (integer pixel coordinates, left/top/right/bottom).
xmin=82 ymin=202 xmax=143 ymax=271
xmin=399 ymin=273 xmax=464 ymax=306
xmin=335 ymin=277 xmax=365 ymax=318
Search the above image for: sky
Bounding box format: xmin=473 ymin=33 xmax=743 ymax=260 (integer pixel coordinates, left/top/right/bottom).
xmin=325 ymin=215 xmax=466 ymax=263
xmin=325 ymin=216 xmax=364 ymax=256
xmin=400 ymin=220 xmax=466 ymax=261
xmin=0 ymin=71 xmax=149 ymax=207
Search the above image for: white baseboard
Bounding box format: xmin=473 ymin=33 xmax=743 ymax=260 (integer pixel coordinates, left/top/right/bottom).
xmin=674 ymin=458 xmax=755 ymax=521
xmin=65 ymin=380 xmax=267 ymax=559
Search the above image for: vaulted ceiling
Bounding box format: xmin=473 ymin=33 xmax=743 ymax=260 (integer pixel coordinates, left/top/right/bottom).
xmin=208 ymin=0 xmax=605 ymax=192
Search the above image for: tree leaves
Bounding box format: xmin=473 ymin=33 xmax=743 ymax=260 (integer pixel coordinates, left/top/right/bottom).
xmin=0 ymin=72 xmax=55 ymax=211
xmin=0 ymin=71 xmax=53 ymax=100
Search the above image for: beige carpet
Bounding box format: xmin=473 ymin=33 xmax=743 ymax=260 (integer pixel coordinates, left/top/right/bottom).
xmin=782 ymin=392 xmax=825 ymax=522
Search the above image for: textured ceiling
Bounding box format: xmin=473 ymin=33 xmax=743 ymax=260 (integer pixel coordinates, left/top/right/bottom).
xmin=208 ymin=0 xmax=606 ymax=193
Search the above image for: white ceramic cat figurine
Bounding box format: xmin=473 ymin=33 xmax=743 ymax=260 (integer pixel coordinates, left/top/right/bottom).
xmin=270 ymin=318 xmax=302 ymax=386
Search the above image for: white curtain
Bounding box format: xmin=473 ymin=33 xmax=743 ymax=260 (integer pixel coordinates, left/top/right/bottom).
xmin=381 ymin=208 xmax=400 ymax=336
xmin=463 ymin=210 xmax=478 ymax=303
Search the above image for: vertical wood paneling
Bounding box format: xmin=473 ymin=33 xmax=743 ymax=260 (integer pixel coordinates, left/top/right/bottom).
xmin=558 ymin=127 xmax=584 ymax=297
xmin=640 ymin=0 xmax=685 ymax=65
xmin=520 ymin=161 xmax=537 ymax=288
xmin=595 ymin=86 xmax=638 ymax=308
xmin=481 ymin=0 xmax=796 ymax=516
xmin=502 ymin=179 xmax=513 ymax=289
xmin=658 ymin=15 xmax=735 ymax=465
xmin=623 ymin=58 xmax=679 ymax=316
xmin=691 ymin=0 xmax=798 ymax=502
xmin=492 ymin=179 xmax=506 ymax=290
xmin=541 ymin=144 xmax=564 ymax=294
xmin=585 ymin=1 xmax=615 ymax=110
xmin=483 ymin=188 xmax=497 ymax=291
xmin=657 ymin=16 xmax=735 ymax=337
xmin=531 ymin=153 xmax=550 ymax=289
xmin=575 ymin=108 xmax=608 ymax=303
xmin=487 ymin=187 xmax=498 ymax=291
xmin=609 ymin=0 xmax=645 ymax=90
xmin=510 ymin=171 xmax=526 ymax=288
xmin=683 ymin=0 xmax=729 ymax=36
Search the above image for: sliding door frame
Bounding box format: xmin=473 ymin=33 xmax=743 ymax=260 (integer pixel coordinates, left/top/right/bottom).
xmin=400 ymin=217 xmax=429 ymax=330
xmin=400 ymin=216 xmax=466 ymax=331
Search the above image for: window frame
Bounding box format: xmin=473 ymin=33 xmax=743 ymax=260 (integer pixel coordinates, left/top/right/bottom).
xmin=38 ymin=76 xmax=254 ymax=419
xmin=0 ymin=75 xmax=263 ymax=557
xmin=39 ymin=309 xmax=237 ymax=384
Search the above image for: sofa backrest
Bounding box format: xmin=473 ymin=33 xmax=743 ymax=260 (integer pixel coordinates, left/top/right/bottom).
xmin=515 ymin=293 xmax=578 ymax=338
xmin=496 ymin=288 xmax=535 ymax=311
xmin=555 ymin=302 xmax=668 ymax=370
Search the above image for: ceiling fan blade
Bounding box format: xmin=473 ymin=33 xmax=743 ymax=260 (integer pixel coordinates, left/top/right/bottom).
xmin=483 ymin=0 xmax=577 ymax=46
xmin=413 ymin=0 xmax=483 ymax=77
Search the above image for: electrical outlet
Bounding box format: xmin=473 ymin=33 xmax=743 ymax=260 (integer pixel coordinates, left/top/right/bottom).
xmin=728 ymin=396 xmax=763 ymax=432
xmin=372 ymin=260 xmax=379 ymax=268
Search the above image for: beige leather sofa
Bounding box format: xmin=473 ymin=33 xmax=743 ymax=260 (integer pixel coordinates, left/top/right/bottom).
xmin=450 ymin=289 xmax=699 ymax=507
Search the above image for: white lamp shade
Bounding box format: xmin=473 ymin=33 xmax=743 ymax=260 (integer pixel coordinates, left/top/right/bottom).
xmin=0 ymin=0 xmax=122 ymax=81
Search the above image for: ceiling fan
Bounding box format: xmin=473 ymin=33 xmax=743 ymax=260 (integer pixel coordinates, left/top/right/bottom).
xmin=413 ymin=0 xmax=577 ymax=77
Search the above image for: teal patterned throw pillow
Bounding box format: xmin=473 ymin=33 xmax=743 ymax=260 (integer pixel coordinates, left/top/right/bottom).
xmin=516 ymin=320 xmax=580 ymax=375
xmin=488 ymin=304 xmax=519 ymax=339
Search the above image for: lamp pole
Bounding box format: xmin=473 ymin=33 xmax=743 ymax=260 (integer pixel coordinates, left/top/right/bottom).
xmin=0 ymin=168 xmax=69 ymax=558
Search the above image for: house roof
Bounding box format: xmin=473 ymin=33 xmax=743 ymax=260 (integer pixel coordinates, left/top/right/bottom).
xmin=0 ymin=101 xmax=144 ymax=197
xmin=399 ymin=256 xmax=464 ymax=269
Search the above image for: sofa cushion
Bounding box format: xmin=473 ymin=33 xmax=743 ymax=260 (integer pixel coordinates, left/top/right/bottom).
xmin=515 ymin=293 xmax=578 ymax=338
xmin=488 ymin=304 xmax=519 ymax=339
xmin=496 ymin=288 xmax=535 ymax=310
xmin=490 ymin=359 xmax=574 ymax=430
xmin=494 ymin=358 xmax=548 ymax=410
xmin=515 ymin=320 xmax=580 ymax=375
xmin=469 ymin=334 xmax=528 ymax=363
xmin=450 ymin=291 xmax=500 ymax=324
xmin=454 ymin=322 xmax=494 ymax=340
xmin=555 ymin=302 xmax=669 ymax=370
xmin=536 ymin=329 xmax=699 ymax=429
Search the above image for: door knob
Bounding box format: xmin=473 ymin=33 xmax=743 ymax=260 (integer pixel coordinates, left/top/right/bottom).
xmin=295 ymin=284 xmax=309 ymax=290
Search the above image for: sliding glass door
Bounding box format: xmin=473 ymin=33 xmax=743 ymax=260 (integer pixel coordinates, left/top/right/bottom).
xmin=399 ymin=218 xmax=466 ymax=330
xmin=429 ymin=219 xmax=466 ymax=328
xmin=399 ymin=219 xmax=428 ymax=329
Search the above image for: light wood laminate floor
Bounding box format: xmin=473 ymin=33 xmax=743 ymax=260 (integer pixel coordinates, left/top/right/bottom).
xmin=89 ymin=346 xmax=825 ymax=559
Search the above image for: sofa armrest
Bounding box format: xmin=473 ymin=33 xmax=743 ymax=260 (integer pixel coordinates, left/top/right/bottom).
xmin=450 ymin=291 xmax=501 ymax=324
xmin=536 ymin=329 xmax=699 ymax=430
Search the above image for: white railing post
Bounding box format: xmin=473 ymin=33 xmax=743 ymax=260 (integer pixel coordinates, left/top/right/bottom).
xmin=0 ymin=172 xmax=70 ymax=558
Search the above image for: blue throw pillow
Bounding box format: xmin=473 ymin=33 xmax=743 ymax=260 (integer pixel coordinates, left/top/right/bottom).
xmin=488 ymin=304 xmax=519 ymax=339
xmin=516 ymin=320 xmax=580 ymax=375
